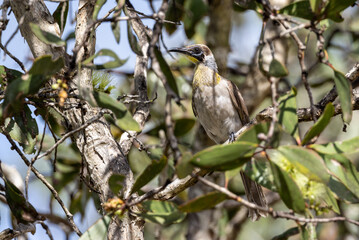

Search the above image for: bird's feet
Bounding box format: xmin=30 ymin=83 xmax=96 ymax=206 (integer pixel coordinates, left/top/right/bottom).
xmin=228 ymin=132 xmax=236 ymax=143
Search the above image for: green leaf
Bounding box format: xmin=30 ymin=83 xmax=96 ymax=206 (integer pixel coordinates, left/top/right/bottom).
xmin=310 ymin=136 xmax=359 ymax=155
xmin=176 ymin=151 xmax=194 ymax=179
xmin=190 ymin=142 xmax=257 ymax=171
xmin=53 ymin=1 xmax=69 ymax=35
xmin=10 ymin=105 xmax=38 ymax=154
xmin=154 ymin=47 xmax=179 ymax=97
xmin=324 ymin=154 xmax=359 ymax=199
xmin=111 ymin=21 xmax=121 ymax=43
xmin=328 ymin=177 xmax=359 ymax=203
xmin=324 ymin=0 xmax=356 ymax=22
xmin=126 ymin=20 xmax=142 ymax=55
xmin=92 ymin=91 xmax=140 ymax=131
xmin=0 ymin=65 xmax=23 ymax=88
xmin=269 ymin=161 xmax=305 ymax=213
xmin=164 ymin=0 xmax=185 ymax=35
xmin=178 ymin=192 xmax=227 ymax=213
xmin=236 ymin=122 xmax=269 ymax=144
xmin=174 ymin=118 xmax=196 ymax=137
xmin=142 ymin=200 xmax=186 ymax=225
xmin=108 ymin=174 xmax=125 ymax=195
xmin=301 ymin=102 xmax=334 ymax=145
xmin=93 ymin=0 xmax=107 ymax=20
xmin=333 ymin=70 xmax=352 ymax=123
xmin=3 ymin=175 xmax=40 ymax=223
xmin=278 ymin=87 xmax=299 ymax=140
xmin=131 ymin=156 xmax=167 ymax=194
xmin=268 ymin=59 xmax=288 ymax=77
xmin=309 ymin=0 xmax=324 ymax=15
xmin=279 ymin=1 xmax=316 ymax=20
xmin=244 ymin=158 xmax=276 ymax=191
xmin=183 ymin=0 xmax=208 ymax=38
xmin=30 ymin=23 xmax=65 ymax=47
xmin=82 ymin=49 xmax=128 ymax=70
xmin=278 ymin=146 xmax=330 ymax=184
xmin=79 ymin=216 xmax=111 ymax=240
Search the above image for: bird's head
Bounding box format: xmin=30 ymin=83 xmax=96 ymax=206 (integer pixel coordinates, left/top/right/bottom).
xmin=169 ymin=44 xmax=218 ymax=72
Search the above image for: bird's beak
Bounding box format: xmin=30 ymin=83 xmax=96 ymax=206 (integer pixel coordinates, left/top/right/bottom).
xmin=169 ymin=47 xmax=191 ymax=56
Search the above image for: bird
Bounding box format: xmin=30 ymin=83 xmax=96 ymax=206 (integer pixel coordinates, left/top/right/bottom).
xmin=170 ymin=44 xmax=267 ymax=221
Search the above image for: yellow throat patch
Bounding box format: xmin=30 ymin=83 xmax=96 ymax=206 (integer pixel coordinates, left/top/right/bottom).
xmin=193 ymin=64 xmax=221 ymax=90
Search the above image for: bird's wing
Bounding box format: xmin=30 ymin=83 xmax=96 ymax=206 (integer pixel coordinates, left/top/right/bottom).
xmin=191 ymin=94 xmax=198 ymax=117
xmin=226 ymin=78 xmax=250 ymax=125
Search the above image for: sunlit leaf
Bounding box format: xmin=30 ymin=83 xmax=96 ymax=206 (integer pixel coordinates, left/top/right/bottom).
xmin=333 ymin=70 xmax=352 ymax=123
xmin=310 ymin=136 xmax=359 ymax=155
xmin=278 ymin=146 xmax=330 ymax=184
xmin=93 ymin=0 xmax=107 ymax=20
xmin=82 ymin=49 xmax=128 ymax=70
xmin=131 ymin=156 xmax=167 ymax=194
xmin=178 ymin=192 xmax=227 ymax=213
xmin=142 ymin=200 xmax=186 ymax=225
xmin=92 ymin=91 xmax=140 ymax=131
xmin=79 ymin=216 xmax=111 ymax=240
xmin=301 ymin=102 xmax=334 ymax=145
xmin=53 ymin=1 xmax=69 ymax=35
xmin=30 ymin=23 xmax=65 ymax=47
xmin=190 ymin=142 xmax=257 ymax=171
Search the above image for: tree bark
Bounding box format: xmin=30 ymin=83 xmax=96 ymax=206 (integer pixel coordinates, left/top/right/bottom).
xmin=9 ymin=0 xmax=144 ymax=239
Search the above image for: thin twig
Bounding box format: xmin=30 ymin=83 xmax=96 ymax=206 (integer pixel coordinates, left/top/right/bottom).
xmin=1 ymin=128 xmax=82 ymax=236
xmin=196 ymin=175 xmax=359 ymax=227
xmin=0 ymin=42 xmax=26 ymax=72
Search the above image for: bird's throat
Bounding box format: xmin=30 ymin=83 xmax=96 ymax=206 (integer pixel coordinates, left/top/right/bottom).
xmin=192 ymin=64 xmax=221 ymax=90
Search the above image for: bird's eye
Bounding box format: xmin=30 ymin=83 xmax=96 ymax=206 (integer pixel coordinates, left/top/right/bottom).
xmin=193 ymin=47 xmax=201 ymax=54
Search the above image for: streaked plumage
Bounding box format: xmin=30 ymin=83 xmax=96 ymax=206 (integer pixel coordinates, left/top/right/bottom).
xmin=170 ymin=44 xmax=267 ymax=221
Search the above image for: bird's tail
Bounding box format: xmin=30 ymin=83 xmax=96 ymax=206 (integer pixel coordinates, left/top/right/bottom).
xmin=240 ymin=170 xmax=268 ymax=221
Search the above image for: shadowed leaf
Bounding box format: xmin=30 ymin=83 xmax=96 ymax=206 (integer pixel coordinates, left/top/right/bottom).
xmin=154 ymin=47 xmax=179 ymax=96
xmin=131 ymin=156 xmax=167 ymax=194
xmin=301 ymin=102 xmax=334 ymax=145
xmin=269 ymin=59 xmax=288 ymax=77
xmin=269 ymin=161 xmax=305 ymax=213
xmin=178 ymin=192 xmax=227 ymax=213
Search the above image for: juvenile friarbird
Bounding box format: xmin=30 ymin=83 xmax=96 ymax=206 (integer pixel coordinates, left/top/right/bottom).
xmin=170 ymin=44 xmax=267 ymax=221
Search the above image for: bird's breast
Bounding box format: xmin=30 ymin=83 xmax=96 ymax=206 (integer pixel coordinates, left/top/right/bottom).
xmin=192 ymin=80 xmax=242 ymax=143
